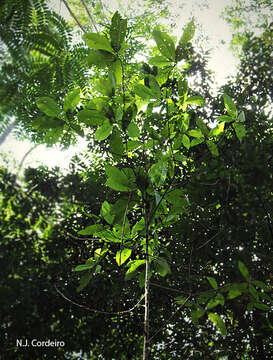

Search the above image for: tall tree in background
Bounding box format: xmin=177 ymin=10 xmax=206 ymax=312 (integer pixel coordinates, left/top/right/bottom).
xmin=0 ymin=1 xmax=272 ymax=359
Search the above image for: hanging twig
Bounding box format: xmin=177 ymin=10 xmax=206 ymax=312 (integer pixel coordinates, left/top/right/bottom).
xmin=80 ymin=0 xmax=99 ymax=33
xmin=54 ymin=284 xmax=144 ymax=315
xmin=62 ymin=0 xmax=86 ymax=33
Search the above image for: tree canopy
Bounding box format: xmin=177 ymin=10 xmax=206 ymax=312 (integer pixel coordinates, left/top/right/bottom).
xmin=0 ymin=1 xmax=272 ymax=359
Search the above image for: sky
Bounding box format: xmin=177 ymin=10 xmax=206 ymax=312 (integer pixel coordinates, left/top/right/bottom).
xmin=0 ymin=0 xmax=239 ymax=172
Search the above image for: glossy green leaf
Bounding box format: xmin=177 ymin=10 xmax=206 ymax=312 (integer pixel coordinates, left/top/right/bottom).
xmin=207 ymin=276 xmax=218 ymax=289
xmin=77 ymin=109 xmax=106 ymax=126
xmin=152 ymin=30 xmax=176 ymax=61
xmin=188 ymin=129 xmax=203 ymax=138
xmin=209 ymin=122 xmax=225 ymax=137
xmin=196 ymin=117 xmax=209 ymax=136
xmin=237 ymin=111 xmax=246 ymax=122
xmin=182 ymin=134 xmax=190 ymax=149
xmin=75 ymin=261 xmax=96 ymax=272
xmin=96 ymin=78 xmax=114 ymax=97
xmin=233 ymin=123 xmax=246 ymax=142
xmin=217 ymin=115 xmax=234 ymax=123
xmin=154 ymin=257 xmax=171 ymax=277
xmin=94 ymin=120 xmax=113 ymax=141
xmin=134 ymin=83 xmax=154 ymax=100
xmin=116 ymin=248 xmax=132 ymax=266
xmin=208 ymin=313 xmax=226 ymax=336
xmin=125 ymin=260 xmax=146 ymax=278
xmin=83 ymin=32 xmax=114 ymax=53
xmin=100 ymin=201 xmax=114 ymax=224
xmin=95 ymin=229 xmax=120 ymax=242
xmin=87 ymin=49 xmax=116 ymax=67
xmin=149 ymin=55 xmax=172 ymax=67
xmin=148 ymin=160 xmax=168 ymax=186
xmin=105 ymin=165 xmax=133 ymax=192
xmin=109 ymin=128 xmax=123 ymax=156
xmin=127 ymin=122 xmax=140 ymax=138
xmin=206 ymin=140 xmax=219 ymax=157
xmin=36 ymin=97 xmax=61 ymax=117
xmin=223 ymin=93 xmax=237 ymax=117
xmin=207 ymin=294 xmax=225 ymax=310
xmin=186 ymin=95 xmax=205 ymax=107
xmin=63 ymin=88 xmax=81 ymax=112
xmin=110 ymin=60 xmax=122 ymax=85
xmin=238 ymin=260 xmax=250 ymax=280
xmin=253 ymin=302 xmax=271 ymax=311
xmin=178 ymin=19 xmax=195 ymax=48
xmin=127 ymin=140 xmax=142 ymax=151
xmin=76 ymin=272 xmax=92 ymax=292
xmin=78 ymin=224 xmax=103 ymax=235
xmin=228 ymin=288 xmax=242 ymax=299
xmin=110 ymin=11 xmax=127 ymax=52
xmin=191 ymin=307 xmax=205 ymax=325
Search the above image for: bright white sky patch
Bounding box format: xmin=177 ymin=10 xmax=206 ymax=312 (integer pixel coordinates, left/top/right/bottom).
xmin=1 ymin=0 xmax=239 ymax=171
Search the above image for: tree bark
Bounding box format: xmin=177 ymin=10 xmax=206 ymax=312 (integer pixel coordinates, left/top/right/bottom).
xmin=143 ymin=200 xmax=150 ymax=360
xmin=0 ymin=121 xmax=15 ymax=146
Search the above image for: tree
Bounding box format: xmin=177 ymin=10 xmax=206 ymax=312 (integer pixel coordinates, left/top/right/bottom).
xmin=0 ymin=1 xmax=272 ymax=359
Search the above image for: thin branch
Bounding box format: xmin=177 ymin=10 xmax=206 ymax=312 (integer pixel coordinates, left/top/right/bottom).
xmin=119 ymin=192 xmax=132 ymax=264
xmin=188 ymin=243 xmax=194 ymax=293
xmin=55 ymin=284 xmax=144 ymax=316
xmin=17 ymin=144 xmax=39 ymax=174
xmin=148 ymin=295 xmax=191 ymax=343
xmin=80 ymin=0 xmax=99 ymax=33
xmin=196 ymin=230 xmax=223 ymax=250
xmin=150 ymin=282 xmax=189 ymax=295
xmin=62 ymin=0 xmax=86 ymax=33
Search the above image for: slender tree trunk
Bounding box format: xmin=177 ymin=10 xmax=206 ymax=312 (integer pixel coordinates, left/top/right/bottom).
xmin=143 ymin=200 xmax=150 ymax=360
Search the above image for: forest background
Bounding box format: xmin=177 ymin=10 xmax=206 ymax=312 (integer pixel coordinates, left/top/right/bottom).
xmin=0 ymin=0 xmax=272 ymax=359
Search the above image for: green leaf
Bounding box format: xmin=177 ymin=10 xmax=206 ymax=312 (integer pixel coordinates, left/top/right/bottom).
xmin=191 ymin=307 xmax=205 ymax=325
xmin=83 ymin=32 xmax=114 ymax=53
xmin=110 ymin=11 xmax=127 ymax=52
xmin=109 ymin=128 xmax=123 ymax=156
xmin=206 ymin=140 xmax=219 ymax=157
xmin=178 ymin=78 xmax=188 ymax=97
xmin=78 ymin=224 xmax=103 ymax=235
xmin=182 ymin=134 xmax=190 ymax=149
xmin=105 ymin=165 xmax=133 ymax=192
xmin=217 ymin=115 xmax=234 ymax=123
xmin=94 ymin=120 xmax=113 ymax=141
xmin=188 ymin=129 xmax=203 ymax=138
xmin=116 ymin=248 xmax=132 ymax=266
xmin=233 ymin=123 xmax=246 ymax=142
xmin=100 ymin=201 xmax=114 ymax=224
xmin=125 ymin=260 xmax=146 ymax=279
xmin=36 ymin=97 xmax=61 ymax=117
xmin=77 ymin=109 xmax=106 ymax=126
xmin=134 ymin=83 xmax=154 ymax=100
xmin=223 ymin=93 xmax=237 ymax=118
xmin=95 ymin=229 xmax=120 ymax=242
xmin=209 ymin=122 xmax=225 ymax=137
xmin=178 ymin=19 xmax=195 ymax=48
xmin=207 ymin=277 xmax=218 ymax=289
xmin=152 ymin=30 xmax=176 ymax=61
xmin=110 ymin=60 xmax=122 ymax=85
xmin=75 ymin=261 xmax=96 ymax=272
xmin=228 ymin=288 xmax=242 ymax=299
xmin=186 ymin=95 xmax=205 ymax=107
xmin=196 ymin=117 xmax=209 ymax=136
xmin=238 ymin=260 xmax=250 ymax=280
xmin=237 ymin=111 xmax=245 ymax=122
xmin=127 ymin=140 xmax=142 ymax=151
xmin=96 ymin=78 xmax=114 ymax=97
xmin=34 ymin=116 xmax=64 ymax=129
xmin=63 ymin=88 xmax=81 ymax=112
xmin=208 ymin=313 xmax=226 ymax=336
xmin=154 ymin=257 xmax=171 ymax=277
xmin=127 ymin=122 xmax=140 ymax=138
xmin=253 ymin=302 xmax=271 ymax=311
xmin=207 ymin=294 xmax=225 ymax=310
xmin=149 ymin=55 xmax=172 ymax=67
xmin=148 ymin=160 xmax=168 ymax=186
xmin=77 ymin=272 xmax=92 ymax=292
xmin=87 ymin=49 xmax=116 ymax=67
